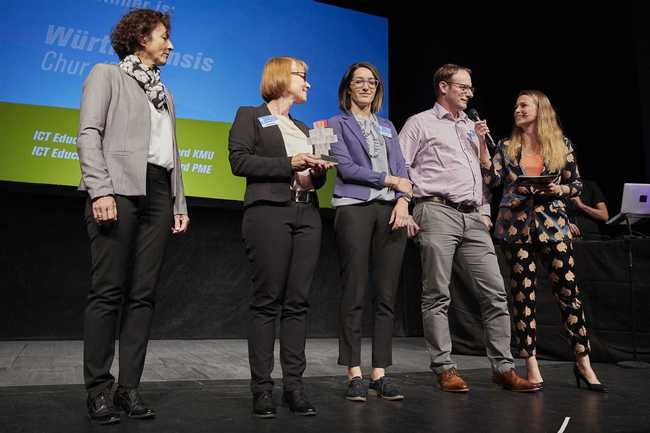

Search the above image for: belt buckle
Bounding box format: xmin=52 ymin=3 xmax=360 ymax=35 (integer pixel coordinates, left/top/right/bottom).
xmin=445 ymin=198 xmax=474 ymax=213
xmin=292 ymin=190 xmax=312 ymax=203
xmin=458 ymin=203 xmax=477 ymax=213
xmin=441 ymin=197 xmax=463 ymax=211
xmin=445 ymin=199 xmax=460 ymax=210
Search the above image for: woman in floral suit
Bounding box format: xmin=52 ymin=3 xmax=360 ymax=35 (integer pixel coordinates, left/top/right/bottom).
xmin=480 ymin=90 xmax=605 ymax=392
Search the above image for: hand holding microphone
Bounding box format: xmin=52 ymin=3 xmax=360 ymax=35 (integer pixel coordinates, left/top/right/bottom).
xmin=467 ymin=108 xmax=496 ymax=152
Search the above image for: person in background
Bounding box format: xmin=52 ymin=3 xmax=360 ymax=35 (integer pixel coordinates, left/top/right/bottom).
xmin=566 ymin=179 xmax=609 ymax=239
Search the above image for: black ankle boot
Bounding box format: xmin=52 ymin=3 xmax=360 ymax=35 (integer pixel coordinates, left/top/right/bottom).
xmin=114 ymin=386 xmax=155 ymax=419
xmin=252 ymin=391 xmax=276 ymax=418
xmin=87 ymin=389 xmax=120 ymax=425
xmin=282 ymin=389 xmax=317 ymax=416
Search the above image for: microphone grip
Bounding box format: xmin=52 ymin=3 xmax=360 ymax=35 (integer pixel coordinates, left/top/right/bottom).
xmin=485 ymin=133 xmax=496 ymax=151
xmin=468 ymin=108 xmax=496 ymax=152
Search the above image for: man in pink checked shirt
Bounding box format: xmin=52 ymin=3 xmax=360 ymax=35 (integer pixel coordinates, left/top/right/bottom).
xmin=399 ymin=64 xmax=539 ymax=394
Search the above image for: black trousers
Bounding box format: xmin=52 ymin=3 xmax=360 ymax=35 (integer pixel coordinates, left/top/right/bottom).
xmin=242 ymin=201 xmax=321 ymax=395
xmin=83 ymin=164 xmax=173 ymax=397
xmin=334 ymin=201 xmax=407 ymax=368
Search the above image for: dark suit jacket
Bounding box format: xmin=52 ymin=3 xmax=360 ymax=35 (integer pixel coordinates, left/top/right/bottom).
xmin=482 ymin=137 xmax=582 ymax=244
xmin=228 ymin=103 xmax=326 ymax=207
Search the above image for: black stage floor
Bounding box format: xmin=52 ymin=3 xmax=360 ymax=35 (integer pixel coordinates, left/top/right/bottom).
xmin=1 ymin=364 xmax=648 ymax=433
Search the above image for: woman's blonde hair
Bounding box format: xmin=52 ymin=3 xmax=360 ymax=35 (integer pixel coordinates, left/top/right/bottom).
xmin=507 ymin=90 xmax=567 ymax=172
xmin=260 ymin=56 xmax=308 ymax=102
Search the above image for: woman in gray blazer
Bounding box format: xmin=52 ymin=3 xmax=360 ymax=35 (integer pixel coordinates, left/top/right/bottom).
xmin=76 ymin=9 xmax=188 ymax=425
xmin=229 ymin=56 xmax=335 ymax=418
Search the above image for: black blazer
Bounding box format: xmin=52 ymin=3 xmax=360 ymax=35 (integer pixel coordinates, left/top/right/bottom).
xmin=228 ymin=103 xmax=326 ymax=207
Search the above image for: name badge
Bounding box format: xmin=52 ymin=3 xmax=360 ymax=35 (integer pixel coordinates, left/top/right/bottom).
xmin=467 ymin=129 xmax=478 ymax=141
xmin=258 ymin=115 xmax=278 ymax=128
xmin=377 ymin=125 xmax=392 ymax=138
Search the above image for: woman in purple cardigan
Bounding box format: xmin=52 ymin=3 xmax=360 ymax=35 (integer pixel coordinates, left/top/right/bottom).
xmin=328 ymin=62 xmax=418 ymax=403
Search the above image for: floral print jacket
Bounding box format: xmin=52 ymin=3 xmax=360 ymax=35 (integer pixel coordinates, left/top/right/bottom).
xmin=481 ymin=137 xmax=582 ymax=244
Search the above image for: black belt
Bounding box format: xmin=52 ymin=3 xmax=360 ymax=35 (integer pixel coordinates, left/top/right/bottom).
xmin=291 ymin=190 xmax=315 ymax=204
xmin=418 ymin=196 xmax=478 ymax=213
xmin=146 ymin=163 xmax=171 ymax=181
xmin=147 ymin=163 xmax=170 ymax=173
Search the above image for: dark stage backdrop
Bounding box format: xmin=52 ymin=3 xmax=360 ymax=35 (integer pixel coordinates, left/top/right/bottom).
xmin=0 ymin=190 xmax=413 ymax=340
xmin=2 ymin=189 xmax=649 ymax=363
xmin=637 ymin=39 xmax=650 ymax=188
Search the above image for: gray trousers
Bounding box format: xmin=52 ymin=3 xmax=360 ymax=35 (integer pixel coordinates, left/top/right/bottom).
xmin=413 ymin=201 xmax=514 ymax=374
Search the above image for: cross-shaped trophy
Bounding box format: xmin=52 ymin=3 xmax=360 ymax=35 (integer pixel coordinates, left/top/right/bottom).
xmin=308 ymin=120 xmax=338 ymax=162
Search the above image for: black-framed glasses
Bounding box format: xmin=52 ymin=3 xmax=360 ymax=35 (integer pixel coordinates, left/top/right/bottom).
xmin=444 ymin=81 xmax=475 ymax=93
xmin=291 ymin=71 xmax=307 ymax=81
xmin=350 ymin=78 xmax=380 ymax=88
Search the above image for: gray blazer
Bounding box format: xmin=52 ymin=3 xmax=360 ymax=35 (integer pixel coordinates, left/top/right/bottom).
xmin=76 ymin=64 xmax=187 ymax=215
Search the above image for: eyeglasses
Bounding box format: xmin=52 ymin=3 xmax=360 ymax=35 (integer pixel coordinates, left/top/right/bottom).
xmin=291 ymin=71 xmax=307 ymax=81
xmin=444 ymin=81 xmax=475 ymax=93
xmin=350 ymin=78 xmax=380 ymax=88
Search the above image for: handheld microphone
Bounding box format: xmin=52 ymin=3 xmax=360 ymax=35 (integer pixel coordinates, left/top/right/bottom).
xmin=467 ymin=108 xmax=496 ymax=151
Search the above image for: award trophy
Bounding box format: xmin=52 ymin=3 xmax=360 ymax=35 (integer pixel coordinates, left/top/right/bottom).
xmin=308 ymin=120 xmax=338 ymax=163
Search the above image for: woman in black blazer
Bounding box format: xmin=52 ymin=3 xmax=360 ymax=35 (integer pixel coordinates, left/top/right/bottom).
xmin=228 ymin=56 xmax=335 ymax=418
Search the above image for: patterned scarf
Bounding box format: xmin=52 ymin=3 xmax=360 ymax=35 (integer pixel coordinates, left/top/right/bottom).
xmin=119 ymin=54 xmax=167 ymax=110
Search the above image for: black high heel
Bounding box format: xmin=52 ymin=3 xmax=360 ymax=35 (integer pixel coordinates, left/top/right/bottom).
xmin=573 ymin=364 xmax=607 ymax=392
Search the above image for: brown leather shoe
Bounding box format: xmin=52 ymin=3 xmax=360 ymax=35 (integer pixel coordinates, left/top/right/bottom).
xmin=493 ymin=369 xmax=541 ymax=392
xmin=437 ymin=368 xmax=469 ymax=392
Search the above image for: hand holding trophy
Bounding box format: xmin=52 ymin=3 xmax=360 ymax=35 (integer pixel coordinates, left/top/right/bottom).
xmin=308 ymin=120 xmax=338 ymax=163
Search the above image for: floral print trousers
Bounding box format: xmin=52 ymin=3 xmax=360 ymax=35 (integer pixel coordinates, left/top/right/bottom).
xmin=505 ymin=240 xmax=590 ymax=358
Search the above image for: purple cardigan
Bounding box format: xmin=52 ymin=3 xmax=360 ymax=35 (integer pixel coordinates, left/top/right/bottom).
xmin=328 ymin=112 xmax=408 ymax=201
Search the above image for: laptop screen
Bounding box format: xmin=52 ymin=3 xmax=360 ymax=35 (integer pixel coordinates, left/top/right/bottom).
xmin=621 ymin=183 xmax=650 ymax=216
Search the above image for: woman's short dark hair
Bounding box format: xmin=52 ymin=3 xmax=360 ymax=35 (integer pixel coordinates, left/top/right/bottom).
xmin=338 ymin=62 xmax=384 ymax=114
xmin=111 ymin=9 xmax=171 ymax=60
